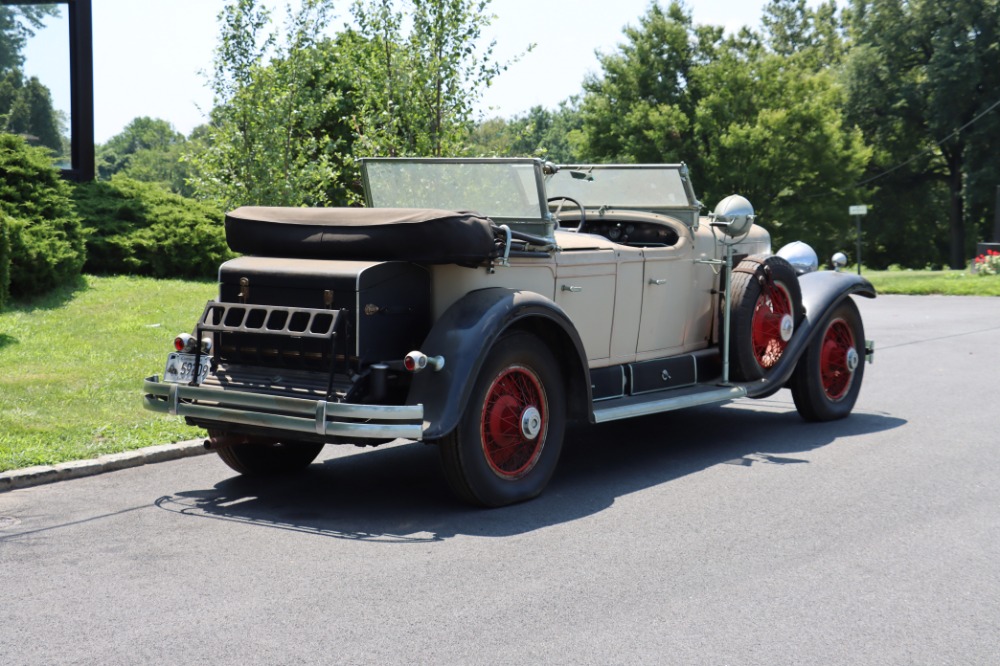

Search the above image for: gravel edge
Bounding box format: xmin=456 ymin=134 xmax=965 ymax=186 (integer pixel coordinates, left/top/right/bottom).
xmin=0 ymin=440 xmax=210 ymax=492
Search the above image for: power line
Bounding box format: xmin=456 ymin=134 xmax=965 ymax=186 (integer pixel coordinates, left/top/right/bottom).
xmin=855 ymin=96 xmax=1000 ymax=188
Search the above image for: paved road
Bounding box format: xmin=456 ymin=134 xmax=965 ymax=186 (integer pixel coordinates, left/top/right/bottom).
xmin=2 ymin=295 xmax=998 ymax=665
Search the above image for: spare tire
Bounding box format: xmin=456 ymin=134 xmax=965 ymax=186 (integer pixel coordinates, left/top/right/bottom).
xmin=727 ymin=255 xmax=803 ymax=382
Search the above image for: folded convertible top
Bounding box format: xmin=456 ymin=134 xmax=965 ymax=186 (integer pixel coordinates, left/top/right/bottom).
xmin=225 ymin=206 xmax=498 ymax=265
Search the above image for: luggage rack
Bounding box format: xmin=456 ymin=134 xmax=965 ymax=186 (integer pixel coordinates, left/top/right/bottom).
xmin=198 ymin=301 xmax=341 ymax=339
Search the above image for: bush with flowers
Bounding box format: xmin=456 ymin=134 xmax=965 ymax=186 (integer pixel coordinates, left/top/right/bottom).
xmin=973 ymin=249 xmax=1000 ymax=276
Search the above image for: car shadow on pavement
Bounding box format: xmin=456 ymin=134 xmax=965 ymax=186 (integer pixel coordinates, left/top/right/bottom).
xmin=155 ymin=401 xmax=905 ymax=543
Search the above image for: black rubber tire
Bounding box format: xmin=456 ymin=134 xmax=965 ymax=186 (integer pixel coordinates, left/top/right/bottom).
xmin=791 ymin=298 xmax=866 ymax=422
xmin=214 ymin=434 xmax=325 ymax=476
xmin=438 ymin=331 xmax=566 ymax=507
xmin=728 ymin=255 xmax=803 ymax=382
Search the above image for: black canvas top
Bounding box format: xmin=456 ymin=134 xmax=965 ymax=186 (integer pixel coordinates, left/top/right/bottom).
xmin=225 ymin=206 xmax=498 ymax=265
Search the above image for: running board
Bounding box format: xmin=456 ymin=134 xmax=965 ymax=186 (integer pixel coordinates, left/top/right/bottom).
xmin=592 ymin=385 xmax=748 ymax=423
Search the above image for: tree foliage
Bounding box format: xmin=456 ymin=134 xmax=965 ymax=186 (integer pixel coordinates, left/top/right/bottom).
xmin=0 ymin=134 xmax=85 ymax=298
xmin=350 ymin=0 xmax=506 ymax=158
xmin=577 ymin=0 xmax=870 ymax=260
xmin=468 ymin=101 xmax=584 ymax=162
xmin=189 ymin=0 xmax=509 ymax=208
xmin=844 ymin=0 xmax=1000 ymax=268
xmin=0 ymin=6 xmax=65 ymax=157
xmin=189 ymin=0 xmax=346 ymax=209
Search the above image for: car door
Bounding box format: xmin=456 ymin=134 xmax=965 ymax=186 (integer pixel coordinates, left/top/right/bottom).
xmin=636 ymin=234 xmax=696 ymax=357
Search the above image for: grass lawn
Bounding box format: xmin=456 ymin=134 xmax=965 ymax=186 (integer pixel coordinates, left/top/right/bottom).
xmin=0 ymin=275 xmax=216 ymax=472
xmin=861 ymin=268 xmax=1000 ymax=296
xmin=1 ymin=269 xmax=997 ymax=472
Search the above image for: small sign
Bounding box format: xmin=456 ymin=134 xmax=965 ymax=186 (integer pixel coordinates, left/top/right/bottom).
xmin=849 ymin=205 xmax=868 ymax=216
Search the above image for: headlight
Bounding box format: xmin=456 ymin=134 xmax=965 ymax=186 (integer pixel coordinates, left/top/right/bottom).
xmin=776 ymin=241 xmax=819 ymax=274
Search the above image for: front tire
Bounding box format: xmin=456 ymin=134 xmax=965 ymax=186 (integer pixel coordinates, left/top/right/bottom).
xmin=214 ymin=432 xmax=325 ymax=476
xmin=790 ymin=299 xmax=866 ymax=422
xmin=439 ymin=332 xmax=566 ymax=507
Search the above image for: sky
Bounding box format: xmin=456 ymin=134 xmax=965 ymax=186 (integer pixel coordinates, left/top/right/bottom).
xmin=22 ymin=0 xmax=780 ymax=144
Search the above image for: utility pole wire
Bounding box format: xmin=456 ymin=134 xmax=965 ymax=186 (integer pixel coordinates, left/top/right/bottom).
xmin=855 ymin=96 xmax=1000 ymax=188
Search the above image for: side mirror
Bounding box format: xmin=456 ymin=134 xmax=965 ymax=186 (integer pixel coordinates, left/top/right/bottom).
xmin=711 ymin=195 xmax=755 ymax=237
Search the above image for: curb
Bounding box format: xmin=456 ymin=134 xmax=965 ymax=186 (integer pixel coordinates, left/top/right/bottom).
xmin=0 ymin=440 xmax=210 ymax=492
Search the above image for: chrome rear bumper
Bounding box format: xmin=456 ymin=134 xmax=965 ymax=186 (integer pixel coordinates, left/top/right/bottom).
xmin=143 ymin=375 xmax=424 ymax=441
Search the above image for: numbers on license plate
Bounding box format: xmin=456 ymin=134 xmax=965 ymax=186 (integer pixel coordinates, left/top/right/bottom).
xmin=163 ymin=352 xmax=212 ymax=384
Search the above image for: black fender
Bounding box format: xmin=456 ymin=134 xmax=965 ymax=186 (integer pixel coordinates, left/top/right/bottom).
xmin=406 ymin=288 xmax=591 ymax=440
xmin=741 ymin=271 xmax=875 ymax=398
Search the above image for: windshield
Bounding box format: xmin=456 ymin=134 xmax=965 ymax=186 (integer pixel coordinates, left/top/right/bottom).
xmin=547 ymin=164 xmax=696 ymax=210
xmin=362 ymin=158 xmax=547 ymax=220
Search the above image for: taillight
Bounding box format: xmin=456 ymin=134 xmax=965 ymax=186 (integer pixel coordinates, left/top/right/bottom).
xmin=403 ymin=352 xmax=425 ymax=372
xmin=403 ymin=351 xmax=444 ymax=373
xmin=173 ymin=333 xmax=212 ymax=354
xmin=174 ymin=333 xmax=196 ymax=352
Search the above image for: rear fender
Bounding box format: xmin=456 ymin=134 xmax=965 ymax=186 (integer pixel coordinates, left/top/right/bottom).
xmin=742 ymin=271 xmax=875 ymax=398
xmin=406 ymin=288 xmax=591 ymax=440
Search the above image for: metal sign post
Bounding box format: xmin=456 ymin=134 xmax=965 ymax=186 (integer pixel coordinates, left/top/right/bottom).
xmin=849 ymin=205 xmax=868 ymax=275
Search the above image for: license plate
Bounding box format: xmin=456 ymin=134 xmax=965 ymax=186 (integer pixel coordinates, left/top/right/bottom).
xmin=163 ymin=352 xmax=212 ymax=385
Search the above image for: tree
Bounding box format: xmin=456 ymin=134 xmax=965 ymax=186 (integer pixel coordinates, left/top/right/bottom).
xmin=0 ymin=6 xmax=65 ymax=158
xmin=844 ymin=0 xmax=1000 ymax=268
xmin=190 ymin=0 xmax=512 ymax=208
xmin=469 ymin=101 xmax=584 ymax=162
xmin=578 ymin=0 xmax=870 ymax=259
xmin=0 ymin=5 xmax=60 ymax=74
xmin=349 ymin=0 xmax=508 ymax=158
xmin=189 ymin=0 xmax=346 ymax=209
xmin=97 ymin=116 xmax=185 ymax=178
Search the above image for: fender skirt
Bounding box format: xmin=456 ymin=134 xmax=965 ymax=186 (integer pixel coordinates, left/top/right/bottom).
xmin=740 ymin=271 xmax=875 ymax=398
xmin=406 ymin=288 xmax=590 ymax=440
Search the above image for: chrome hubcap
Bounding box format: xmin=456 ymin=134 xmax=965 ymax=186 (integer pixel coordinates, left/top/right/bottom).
xmin=780 ymin=314 xmax=794 ymax=342
xmin=520 ymin=406 xmax=542 ymax=440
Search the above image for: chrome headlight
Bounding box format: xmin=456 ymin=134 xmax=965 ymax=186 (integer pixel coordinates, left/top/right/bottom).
xmin=776 ymin=241 xmax=819 ymax=275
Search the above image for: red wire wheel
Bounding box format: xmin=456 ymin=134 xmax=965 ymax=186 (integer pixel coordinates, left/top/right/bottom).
xmin=480 ymin=366 xmax=547 ymax=479
xmin=818 ymin=318 xmax=858 ymax=401
xmin=439 ymin=332 xmax=566 ymax=507
xmin=750 ymin=281 xmax=794 ymax=371
xmin=791 ymin=299 xmax=866 ymax=422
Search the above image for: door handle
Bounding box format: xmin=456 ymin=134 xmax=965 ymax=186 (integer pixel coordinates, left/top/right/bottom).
xmin=648 ymin=278 xmax=667 ymax=285
xmin=561 ymin=285 xmax=583 ymax=292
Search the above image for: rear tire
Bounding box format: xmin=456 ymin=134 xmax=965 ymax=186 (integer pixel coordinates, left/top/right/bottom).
xmin=791 ymin=299 xmax=866 ymax=422
xmin=439 ymin=332 xmax=565 ymax=507
xmin=214 ymin=432 xmax=324 ymax=476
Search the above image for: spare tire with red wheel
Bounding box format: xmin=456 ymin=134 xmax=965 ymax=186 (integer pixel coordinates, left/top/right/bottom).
xmin=727 ymin=255 xmax=803 ymax=382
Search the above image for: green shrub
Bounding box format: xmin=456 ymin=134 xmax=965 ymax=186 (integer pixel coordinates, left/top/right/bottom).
xmin=72 ymin=176 xmax=233 ymax=279
xmin=0 ymin=213 xmax=10 ymax=308
xmin=0 ymin=134 xmax=86 ymax=298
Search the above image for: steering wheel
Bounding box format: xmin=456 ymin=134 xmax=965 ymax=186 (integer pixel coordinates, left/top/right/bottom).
xmin=546 ymin=196 xmax=586 ymax=228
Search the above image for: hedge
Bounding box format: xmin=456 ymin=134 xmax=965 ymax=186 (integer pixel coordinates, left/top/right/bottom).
xmin=0 ymin=134 xmax=86 ymax=298
xmin=72 ymin=176 xmax=233 ymax=279
xmin=0 ymin=213 xmax=10 ymax=309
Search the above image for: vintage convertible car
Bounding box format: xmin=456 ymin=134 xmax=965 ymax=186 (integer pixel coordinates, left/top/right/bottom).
xmin=144 ymin=158 xmax=874 ymax=506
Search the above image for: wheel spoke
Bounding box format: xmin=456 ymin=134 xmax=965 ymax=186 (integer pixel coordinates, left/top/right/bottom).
xmin=480 ymin=366 xmax=546 ymax=478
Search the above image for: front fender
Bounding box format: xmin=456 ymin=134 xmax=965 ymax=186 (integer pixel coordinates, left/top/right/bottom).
xmin=742 ymin=271 xmax=875 ymax=398
xmin=406 ymin=287 xmax=590 ymax=440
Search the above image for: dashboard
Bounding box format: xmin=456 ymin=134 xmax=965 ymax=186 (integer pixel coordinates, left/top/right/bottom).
xmin=578 ymin=220 xmax=680 ymax=247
